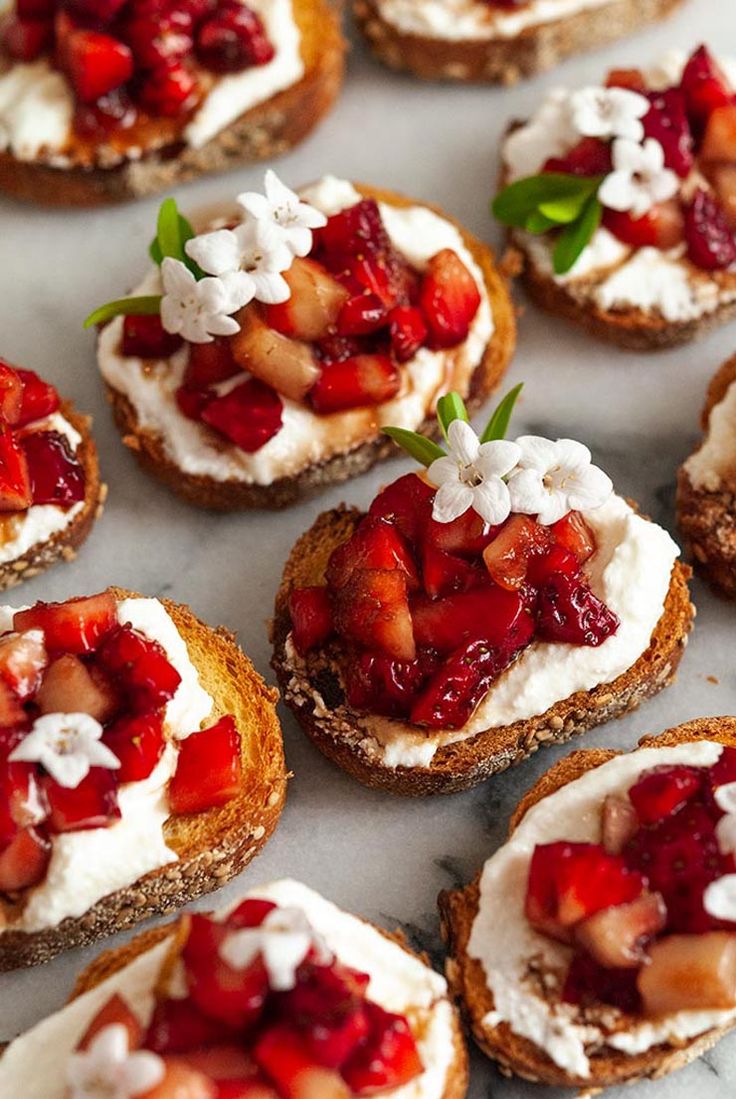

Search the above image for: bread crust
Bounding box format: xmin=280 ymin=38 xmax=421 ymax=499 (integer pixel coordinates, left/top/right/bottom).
xmin=271 ymin=504 xmax=694 ymax=796
xmin=0 ymin=586 xmax=287 ymax=970
xmin=0 ymin=401 xmax=103 ymax=592
xmin=102 ymin=183 xmax=516 ymax=510
xmin=354 ymin=0 xmax=683 ymax=84
xmin=677 ymin=354 xmax=736 ymax=598
xmin=438 ymin=716 xmax=736 ymax=1088
xmin=0 ymin=0 xmax=345 ymax=206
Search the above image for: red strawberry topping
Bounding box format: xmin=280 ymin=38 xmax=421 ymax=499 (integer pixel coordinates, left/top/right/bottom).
xmin=168 ymin=715 xmax=243 ymax=815
xmin=642 ymin=89 xmax=694 ymax=178
xmin=200 ymin=379 xmax=283 ymax=454
xmin=684 ymin=188 xmax=736 ymax=270
xmin=122 ymin=314 xmax=184 ymax=359
xmin=544 ymin=136 xmax=613 ymax=177
xmin=681 ymin=45 xmax=735 ymax=131
xmin=21 ymin=430 xmax=86 ymax=507
xmin=418 ymin=249 xmax=481 ymax=349
xmin=195 ymin=2 xmax=274 ymax=73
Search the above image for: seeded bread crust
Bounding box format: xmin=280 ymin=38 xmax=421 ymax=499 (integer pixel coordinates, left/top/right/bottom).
xmin=101 ymin=183 xmax=516 ymax=511
xmin=270 ymin=505 xmax=694 ymax=796
xmin=353 ymin=0 xmax=683 ymax=84
xmin=0 ymin=401 xmax=103 ymax=593
xmin=677 ymin=354 xmax=736 ymax=598
xmin=438 ymin=716 xmax=736 ymax=1088
xmin=0 ymin=585 xmax=287 ymax=971
xmin=0 ymin=0 xmax=345 ymax=207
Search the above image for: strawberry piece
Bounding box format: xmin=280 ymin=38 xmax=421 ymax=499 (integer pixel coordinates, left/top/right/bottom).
xmin=0 ymin=733 xmax=47 ymax=835
xmin=145 ymin=997 xmax=226 ymax=1054
xmin=103 ymin=710 xmax=165 ymax=783
xmin=684 ymin=187 xmax=736 ymax=270
xmin=0 ymin=426 xmax=31 ymax=512
xmin=606 ymin=67 xmax=647 ymax=93
xmin=418 ymin=249 xmax=481 ymax=349
xmin=0 ymin=825 xmax=51 ymax=891
xmin=183 ymin=913 xmax=270 ymax=1028
xmin=0 ymin=630 xmax=46 ymax=700
xmin=64 ymin=30 xmax=134 ymax=104
xmin=37 ymin=654 xmax=119 ymax=723
xmin=231 ymin=309 xmax=319 ymax=402
xmin=200 ymin=379 xmax=283 ymax=453
xmin=0 ymin=682 xmax=26 ymax=729
xmin=74 ymin=86 xmax=138 ymax=137
xmin=332 ymin=569 xmax=416 ymax=662
xmin=196 ymin=3 xmax=274 ymax=73
xmin=310 ymin=355 xmax=400 ymax=414
xmin=2 ymin=15 xmax=52 ymax=61
xmin=628 ymin=765 xmax=704 ymax=825
xmin=424 ymin=509 xmax=499 ymax=556
xmin=549 ymin=510 xmax=596 ymax=563
xmin=16 ymin=0 xmax=54 ymax=19
xmin=710 ymin=164 xmax=736 ymax=230
xmin=336 ymin=294 xmax=388 ymax=337
xmin=97 ymin=624 xmax=181 ymax=710
xmin=138 ymin=1059 xmax=216 ymax=1098
xmin=44 ymin=768 xmax=121 ymax=833
xmin=14 ymin=368 xmax=60 ymax=427
xmin=421 ymin=542 xmax=483 ymax=599
xmin=0 ymin=361 xmax=23 ymax=425
xmin=315 ymin=199 xmax=414 ymax=310
xmin=681 ymin=45 xmax=734 ymax=130
xmin=326 ymin=518 xmax=419 ymax=592
xmin=701 ymin=103 xmax=736 ymax=161
xmin=177 ymin=386 xmax=214 ymax=422
xmin=279 ymin=960 xmax=371 ymax=1069
xmin=216 ymin=1080 xmax=279 ymax=1099
xmin=288 ymin=587 xmax=333 ymax=656
xmin=169 ymin=715 xmax=242 ymax=814
xmin=482 ymin=515 xmax=552 ymax=591
xmin=525 ymin=842 xmax=645 ymax=942
xmin=368 ymin=473 xmax=435 ymax=546
xmin=125 ymin=6 xmax=193 ymax=69
xmin=184 ymin=340 xmax=239 ymax=388
xmin=387 ymin=304 xmax=427 ymax=363
xmin=574 ymin=891 xmax=667 ymax=969
xmin=225 ymin=897 xmax=277 ymax=929
xmin=253 ymin=1025 xmax=350 ymax=1099
xmin=138 ymin=61 xmax=198 ymax=117
xmin=642 ymin=89 xmax=693 ymax=177
xmin=602 ymin=207 xmax=659 ymax=248
xmin=122 ymin=314 xmax=183 ymax=359
xmin=543 ymin=136 xmax=613 ymax=177
xmin=526 ymin=544 xmax=580 ymax=587
xmin=536 ymin=573 xmax=619 ymax=646
xmin=177 ymin=1045 xmax=257 ymax=1081
xmin=342 ymin=649 xmax=439 ymax=719
xmin=79 ymin=994 xmax=143 ymax=1052
xmin=411 ymin=585 xmax=532 ymax=654
xmin=314 ymin=334 xmax=363 ymax=364
xmin=65 ymin=0 xmax=128 ymax=20
xmin=562 ymin=952 xmax=642 ymax=1013
xmin=342 ymin=1002 xmax=422 ymax=1094
xmin=15 ymin=594 xmax=117 ymax=655
xmin=709 ymin=745 xmax=736 ymax=789
xmin=265 ymin=260 xmax=350 ymax=342
xmin=601 ymin=794 xmax=639 ymax=855
xmin=21 ymin=430 xmax=86 ymax=507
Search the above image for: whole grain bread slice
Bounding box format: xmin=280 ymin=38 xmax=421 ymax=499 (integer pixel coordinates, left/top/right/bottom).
xmin=0 ymin=0 xmax=345 ymax=206
xmin=438 ymin=715 xmax=736 ymax=1089
xmin=353 ymin=0 xmax=683 ymax=84
xmin=0 ymin=585 xmax=287 ymax=970
xmin=271 ymin=505 xmax=694 ymax=796
xmin=102 ymin=183 xmax=516 ymax=510
xmin=0 ymin=401 xmax=104 ymax=593
xmin=677 ymin=354 xmax=736 ymax=597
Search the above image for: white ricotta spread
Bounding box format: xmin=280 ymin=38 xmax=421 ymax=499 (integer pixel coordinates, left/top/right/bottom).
xmin=3 ymin=596 xmax=213 ymax=933
xmin=97 ymin=176 xmax=494 ymax=486
xmin=0 ymin=0 xmax=303 ymax=163
xmin=0 ymin=411 xmax=85 ymax=567
xmin=468 ymin=740 xmax=736 ymax=1078
xmin=684 ymin=377 xmax=736 ymax=493
xmin=376 ymin=0 xmax=611 ymax=41
xmin=0 ymin=880 xmax=456 ymax=1099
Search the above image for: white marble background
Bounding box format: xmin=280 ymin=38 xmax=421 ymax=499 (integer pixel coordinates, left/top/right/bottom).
xmin=2 ymin=1 xmax=736 ymax=1094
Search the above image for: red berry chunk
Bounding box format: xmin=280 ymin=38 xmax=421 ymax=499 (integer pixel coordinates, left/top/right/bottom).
xmin=0 ymin=426 xmax=32 ymax=512
xmin=253 ymin=1025 xmax=348 ymax=1099
xmin=684 ymin=188 xmax=736 ymax=271
xmin=343 ymin=649 xmax=439 ymax=720
xmin=145 ymin=997 xmax=225 ymax=1055
xmin=0 ymin=825 xmax=51 ymax=891
xmin=526 ymin=544 xmax=580 ymax=587
xmin=0 ymin=361 xmax=23 ymax=425
xmin=176 ymin=386 xmax=214 ymax=422
xmin=418 ymin=249 xmax=481 ymax=349
xmin=336 ymin=294 xmax=388 ymax=337
xmin=310 ymin=354 xmax=400 ymax=414
xmin=701 ymin=104 xmax=736 ymax=163
xmin=103 ymin=710 xmax=166 ymax=783
xmin=536 ymin=573 xmax=620 ymax=646
xmin=549 ymin=510 xmax=596 ymax=563
xmin=482 ymin=515 xmax=552 ymax=591
xmin=97 ymin=624 xmax=182 ymax=710
xmin=421 ymin=542 xmax=483 ymax=599
xmin=279 ymin=959 xmax=370 ymax=1069
xmin=0 ymin=682 xmax=26 ymax=729
xmin=544 ymin=136 xmax=613 ymax=177
xmin=562 ymin=952 xmax=642 ymax=1014
xmin=44 ymin=768 xmax=121 ymax=833
xmin=388 ymin=305 xmax=428 ymax=363
xmin=342 ymin=1002 xmax=423 ymax=1094
xmin=80 ymin=994 xmax=142 ymax=1053
xmin=21 ymin=430 xmax=86 ymax=507
xmin=0 ymin=630 xmax=46 ymax=701
xmin=125 ymin=7 xmax=193 ymax=69
xmin=225 ymin=897 xmax=277 ymax=929
xmin=196 ymin=4 xmax=274 ymax=74
xmin=288 ymin=587 xmax=333 ymax=656
xmin=643 ymin=89 xmax=693 ymax=178
xmin=425 ymin=509 xmax=499 ymax=557
xmin=315 ymin=199 xmax=414 ymax=310
xmin=708 ymin=745 xmax=736 ymax=789
xmin=200 ymin=379 xmax=283 ymax=454
xmin=332 ymin=569 xmax=416 ymax=663
xmin=169 ymin=715 xmax=242 ymax=815
xmin=411 ymin=585 xmax=532 ymax=654
xmin=2 ymin=15 xmax=52 ymax=61
xmin=602 ymin=208 xmax=660 ymax=248
xmin=64 ymin=30 xmax=134 ymax=103
xmin=326 ymin=518 xmax=419 ymax=592
xmin=14 ymin=368 xmax=60 ymax=427
xmin=681 ymin=45 xmax=734 ymax=130
xmin=122 ymin=314 xmax=183 ymax=359
xmin=184 ymin=340 xmax=239 ymax=388
xmin=138 ymin=61 xmax=198 ymax=117
xmin=15 ymin=593 xmax=117 ymax=654
xmin=183 ymin=913 xmax=269 ymax=1028
xmin=628 ymin=765 xmax=703 ymax=824
xmin=368 ymin=473 xmax=435 ymax=547
xmin=606 ymin=67 xmax=647 ymax=93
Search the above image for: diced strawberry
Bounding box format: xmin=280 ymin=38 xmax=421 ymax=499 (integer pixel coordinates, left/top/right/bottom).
xmin=201 ymin=379 xmax=283 ymax=453
xmin=342 ymin=649 xmax=439 ymax=719
xmin=177 ymin=386 xmax=214 ymax=422
xmin=605 ymin=67 xmax=647 ymax=93
xmin=14 ymin=368 xmax=60 ymax=427
xmin=336 ymin=294 xmax=387 ymax=337
xmin=103 ymin=710 xmax=165 ymax=784
xmin=643 ymin=89 xmax=693 ymax=177
xmin=183 ymin=913 xmax=270 ymax=1028
xmin=2 ymin=15 xmax=52 ymax=61
xmin=138 ymin=61 xmax=198 ymax=117
xmin=601 ymin=794 xmax=639 ymax=855
xmin=0 ymin=825 xmax=51 ymax=891
xmin=709 ymin=164 xmax=736 ymax=230
xmin=288 ymin=587 xmax=333 ymax=656
xmin=701 ymin=103 xmax=736 ymax=161
xmin=169 ymin=715 xmax=242 ymax=815
xmin=387 ymin=305 xmax=427 ymax=363
xmin=332 ymin=569 xmax=416 ymax=662
xmin=230 ymin=309 xmax=319 ymax=402
xmin=196 ymin=3 xmax=274 ymax=73
xmin=0 ymin=361 xmax=23 ymax=425
xmin=0 ymin=752 xmax=47 ymax=838
xmin=562 ymin=952 xmax=642 ymax=1013
xmin=79 ymin=994 xmax=143 ymax=1052
xmin=368 ymin=473 xmax=434 ymax=546
xmin=122 ymin=315 xmax=183 ymax=359
xmin=602 ymin=207 xmax=659 ymax=248
xmin=709 ymin=746 xmax=736 ymax=790
xmin=314 ymin=333 xmax=363 ymax=364
xmin=543 ymin=136 xmax=613 ymax=177
xmin=17 ymin=0 xmax=54 ymax=19
xmin=44 ymin=768 xmax=121 ymax=833
xmin=279 ymin=960 xmax=370 ymax=1069
xmin=15 ymin=594 xmax=117 ymax=655
xmin=684 ymin=188 xmax=736 ymax=270
xmin=536 ymin=573 xmax=620 ymax=646
xmin=184 ymin=340 xmax=239 ymax=388
xmin=326 ymin=518 xmax=419 ymax=592
xmin=125 ymin=6 xmax=193 ymax=70
xmin=215 ymin=1080 xmax=279 ymax=1099
xmin=482 ymin=515 xmax=552 ymax=591
xmin=421 ymin=542 xmax=483 ymax=599
xmin=177 ymin=1045 xmax=256 ymax=1081
xmin=145 ymin=997 xmax=226 ymax=1054
xmin=225 ymin=897 xmax=277 ymax=929
xmin=342 ymin=1003 xmax=422 ymax=1094
xmin=0 ymin=630 xmax=46 ymax=700
xmin=424 ymin=509 xmax=500 ymax=556
xmin=22 ymin=430 xmax=86 ymax=507
xmin=0 ymin=426 xmax=32 ymax=512
xmin=64 ymin=30 xmax=134 ymax=104
xmin=0 ymin=793 xmax=18 ymax=853
xmin=628 ymin=764 xmax=703 ymax=824
xmin=310 ymin=355 xmax=400 ymax=414
xmin=526 ymin=544 xmax=580 ymax=586
xmin=418 ymin=249 xmax=481 ymax=349
xmin=0 ymin=682 xmax=25 ymax=728
xmin=265 ymin=260 xmax=350 ymax=342
xmin=315 ymin=199 xmax=414 ymax=310
xmin=65 ymin=0 xmax=128 ymax=21
xmin=525 ymin=842 xmax=645 ymax=942
xmin=253 ymin=1025 xmax=350 ymax=1099
xmin=37 ymin=654 xmax=119 ymax=723
xmin=549 ymin=510 xmax=596 ymax=563
xmin=681 ymin=45 xmax=734 ymax=130
xmin=97 ymin=624 xmax=181 ymax=710
xmin=411 ymin=585 xmax=532 ymax=654
xmin=574 ymin=891 xmax=667 ymax=969
xmin=138 ymin=1058 xmax=216 ymax=1098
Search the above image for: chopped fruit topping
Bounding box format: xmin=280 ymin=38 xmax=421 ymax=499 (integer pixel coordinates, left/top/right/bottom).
xmin=125 ymin=6 xmax=193 ymax=69
xmin=326 ymin=519 xmax=419 ymax=593
xmin=643 ymin=89 xmax=693 ymax=178
xmin=195 ymin=2 xmax=274 ymax=73
xmin=0 ymin=426 xmax=32 ymax=512
xmin=0 ymin=825 xmax=51 ymax=891
xmin=418 ymin=249 xmax=481 ymax=349
xmin=310 ymin=355 xmax=401 ymax=414
xmin=421 ymin=542 xmax=482 ymax=599
xmin=253 ymin=1026 xmax=350 ymax=1099
xmin=265 ymin=260 xmax=350 ymax=342
xmin=526 ymin=544 xmax=580 ymax=587
xmin=146 ymin=998 xmax=225 ymax=1055
xmin=387 ymin=305 xmax=428 ymax=363
xmin=44 ymin=767 xmax=121 ymax=833
xmin=230 ymin=310 xmax=319 ymax=403
xmin=200 ymin=379 xmax=284 ymax=453
xmin=37 ymin=654 xmax=119 ymax=723
xmin=1 ymin=754 xmax=46 ymax=833
xmin=482 ymin=515 xmax=552 ymax=591
xmin=14 ymin=368 xmax=60 ymax=426
xmin=183 ymin=914 xmax=270 ymax=1028
xmin=0 ymin=361 xmax=23 ymax=424
xmin=411 ymin=585 xmax=531 ymax=655
xmin=628 ymin=764 xmax=703 ymax=824
xmin=701 ymin=104 xmax=736 ymax=162
xmin=279 ymin=960 xmax=371 ymax=1069
xmin=337 ymin=294 xmax=388 ymax=337
xmin=97 ymin=624 xmax=181 ymax=710
xmin=606 ymin=68 xmax=647 ymax=93
xmin=709 ymin=164 xmax=736 ymax=230
xmin=343 ymin=650 xmax=439 ymax=720
xmin=15 ymin=593 xmax=117 ymax=654
xmin=315 ymin=199 xmax=414 ymax=310
xmin=562 ymin=952 xmax=642 ymax=1014
xmin=684 ymin=187 xmax=736 ymax=270
xmin=288 ymin=587 xmax=334 ymax=656
xmin=543 ymin=136 xmax=613 ymax=177
xmin=603 ymin=201 xmax=685 ymax=251
xmin=226 ymin=896 xmax=277 ymax=928
xmin=139 ymin=1060 xmax=216 ymax=1098
xmin=123 ymin=314 xmax=183 ymax=359
xmin=2 ymin=15 xmax=52 ymax=61
xmin=138 ymin=60 xmax=198 ymax=117
xmin=103 ymin=710 xmax=165 ymax=783
xmin=639 ymin=933 xmax=736 ymax=1015
xmin=0 ymin=682 xmax=25 ymax=728
xmin=550 ymin=511 xmax=596 ymax=563
xmin=601 ymin=794 xmax=639 ymax=855
xmin=368 ymin=474 xmax=435 ymax=547
xmin=425 ymin=509 xmax=499 ymax=557
xmin=536 ymin=573 xmax=620 ymax=646
xmin=184 ymin=339 xmax=240 ymax=388
xmin=332 ymin=569 xmax=416 ymax=663
xmin=342 ymin=1004 xmax=423 ymax=1095
xmin=0 ymin=630 xmax=47 ymax=700
xmin=574 ymin=892 xmax=667 ymax=968
xmin=80 ymin=994 xmax=143 ymax=1052
xmin=169 ymin=716 xmax=242 ymax=814
xmin=681 ymin=45 xmax=734 ymax=131
xmin=64 ymin=30 xmax=134 ymax=103
xmin=21 ymin=430 xmax=86 ymax=507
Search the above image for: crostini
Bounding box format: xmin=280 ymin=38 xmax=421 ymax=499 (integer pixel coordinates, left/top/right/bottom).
xmin=0 ymin=356 xmax=102 ymax=591
xmin=0 ymin=878 xmax=468 ymax=1099
xmin=494 ymin=45 xmax=736 ymax=349
xmin=440 ymin=716 xmax=736 ymax=1088
xmin=88 ymin=171 xmax=515 ymax=509
xmin=0 ymin=0 xmax=344 ymax=205
xmin=355 ymin=0 xmax=684 ymax=85
xmin=0 ymin=586 xmax=285 ymax=969
xmin=272 ymin=389 xmax=693 ymax=796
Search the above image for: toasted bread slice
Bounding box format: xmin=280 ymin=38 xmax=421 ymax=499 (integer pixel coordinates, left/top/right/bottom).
xmin=271 ymin=505 xmax=694 ymax=796
xmin=0 ymin=586 xmax=286 ymax=970
xmin=677 ymin=354 xmax=736 ymax=597
xmin=439 ymin=716 xmax=736 ymax=1088
xmin=103 ymin=183 xmax=516 ymax=511
xmin=0 ymin=0 xmax=345 ymax=207
xmin=0 ymin=401 xmax=103 ymax=593
xmin=354 ymin=0 xmax=683 ymax=84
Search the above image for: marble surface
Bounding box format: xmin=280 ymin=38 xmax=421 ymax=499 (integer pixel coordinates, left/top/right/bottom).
xmin=2 ymin=1 xmax=736 ymax=1095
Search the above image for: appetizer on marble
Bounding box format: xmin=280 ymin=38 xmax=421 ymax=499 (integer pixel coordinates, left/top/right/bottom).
xmin=354 ymin=0 xmax=683 ymax=84
xmin=87 ymin=171 xmax=514 ymax=509
xmin=272 ymin=389 xmax=692 ymax=796
xmin=440 ymin=717 xmax=736 ymax=1088
xmin=0 ymin=586 xmax=285 ymax=969
xmin=0 ymin=0 xmax=344 ymax=205
xmin=0 ymin=356 xmax=102 ymax=591
xmin=494 ymin=45 xmax=736 ymax=348
xmin=0 ymin=878 xmax=467 ymax=1099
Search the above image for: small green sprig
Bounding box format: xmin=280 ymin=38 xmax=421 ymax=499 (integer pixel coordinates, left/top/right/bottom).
xmin=492 ymin=173 xmax=604 ymax=276
xmin=383 ymin=383 xmax=524 ymax=467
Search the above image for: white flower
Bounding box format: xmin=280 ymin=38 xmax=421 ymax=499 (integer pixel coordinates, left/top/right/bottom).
xmin=569 ymin=86 xmax=650 ymax=143
xmin=237 ymin=169 xmax=327 ymax=257
xmin=507 ymin=437 xmax=612 ymax=526
xmin=427 ymin=420 xmax=521 ymax=526
xmin=66 ymin=1024 xmax=164 ymax=1099
xmin=9 ymin=712 xmax=119 ymax=788
xmin=598 ymin=137 xmax=679 ymax=219
xmin=185 ymin=218 xmax=293 ymax=307
xmin=160 ymin=258 xmax=249 ymax=345
xmin=703 ymin=875 xmax=736 ymax=921
xmin=219 ymin=906 xmax=331 ymax=992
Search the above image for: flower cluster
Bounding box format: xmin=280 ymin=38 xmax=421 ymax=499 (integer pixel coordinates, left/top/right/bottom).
xmin=219 ymin=905 xmax=331 ymax=991
xmin=66 ymin=1024 xmax=164 ymax=1099
xmin=9 ymin=712 xmax=120 ymax=788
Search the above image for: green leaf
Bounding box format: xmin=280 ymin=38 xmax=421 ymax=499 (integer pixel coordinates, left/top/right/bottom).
xmin=436 ymin=392 xmax=469 ymax=442
xmin=538 ymin=192 xmax=590 ymax=224
xmin=150 ymin=213 xmax=196 ymax=266
xmin=83 ymin=295 xmax=162 ymax=329
xmin=382 ymin=427 xmax=446 ymax=467
xmin=480 ymin=383 xmax=524 ymax=443
xmin=553 ymin=195 xmax=603 ymax=276
xmin=492 ymin=173 xmax=599 ymax=229
xmin=524 ymin=211 xmax=557 ymax=234
xmin=156 ymin=198 xmax=186 ymax=262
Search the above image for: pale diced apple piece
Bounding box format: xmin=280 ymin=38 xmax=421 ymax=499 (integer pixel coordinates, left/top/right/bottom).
xmin=601 ymin=794 xmax=639 ymax=855
xmin=575 ymin=892 xmax=667 ymax=968
xmin=638 ymin=932 xmax=736 ymax=1015
xmin=701 ymin=105 xmax=736 ymax=163
xmin=36 ymin=654 xmax=118 ymax=723
xmin=264 ymin=258 xmax=350 ymax=342
xmin=230 ymin=308 xmax=320 ymax=403
xmin=710 ymin=164 xmax=736 ymax=230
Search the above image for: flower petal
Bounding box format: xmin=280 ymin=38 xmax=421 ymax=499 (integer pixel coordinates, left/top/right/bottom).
xmin=566 ymin=465 xmax=613 ymax=512
xmin=514 ymin=435 xmax=558 ymax=472
xmin=475 ymin=438 xmax=521 ymax=479
xmin=598 ymin=170 xmax=638 ymax=213
xmin=427 ymin=455 xmax=460 ymax=487
xmin=432 ymin=481 xmax=473 ymax=524
xmin=507 ymin=467 xmax=546 ymax=515
xmin=161 ymin=256 xmax=195 ymax=295
xmin=237 ymin=190 xmax=270 ymax=221
xmin=251 ymin=270 xmax=291 ymax=305
xmin=185 ymin=229 xmax=240 ymax=277
xmin=447 ymin=419 xmax=479 ymax=466
xmin=553 ymin=437 xmax=592 ymax=472
xmin=536 ymin=490 xmax=570 ymax=526
xmin=206 ymin=313 xmax=241 ymax=337
xmin=471 ymin=478 xmax=511 ymax=526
